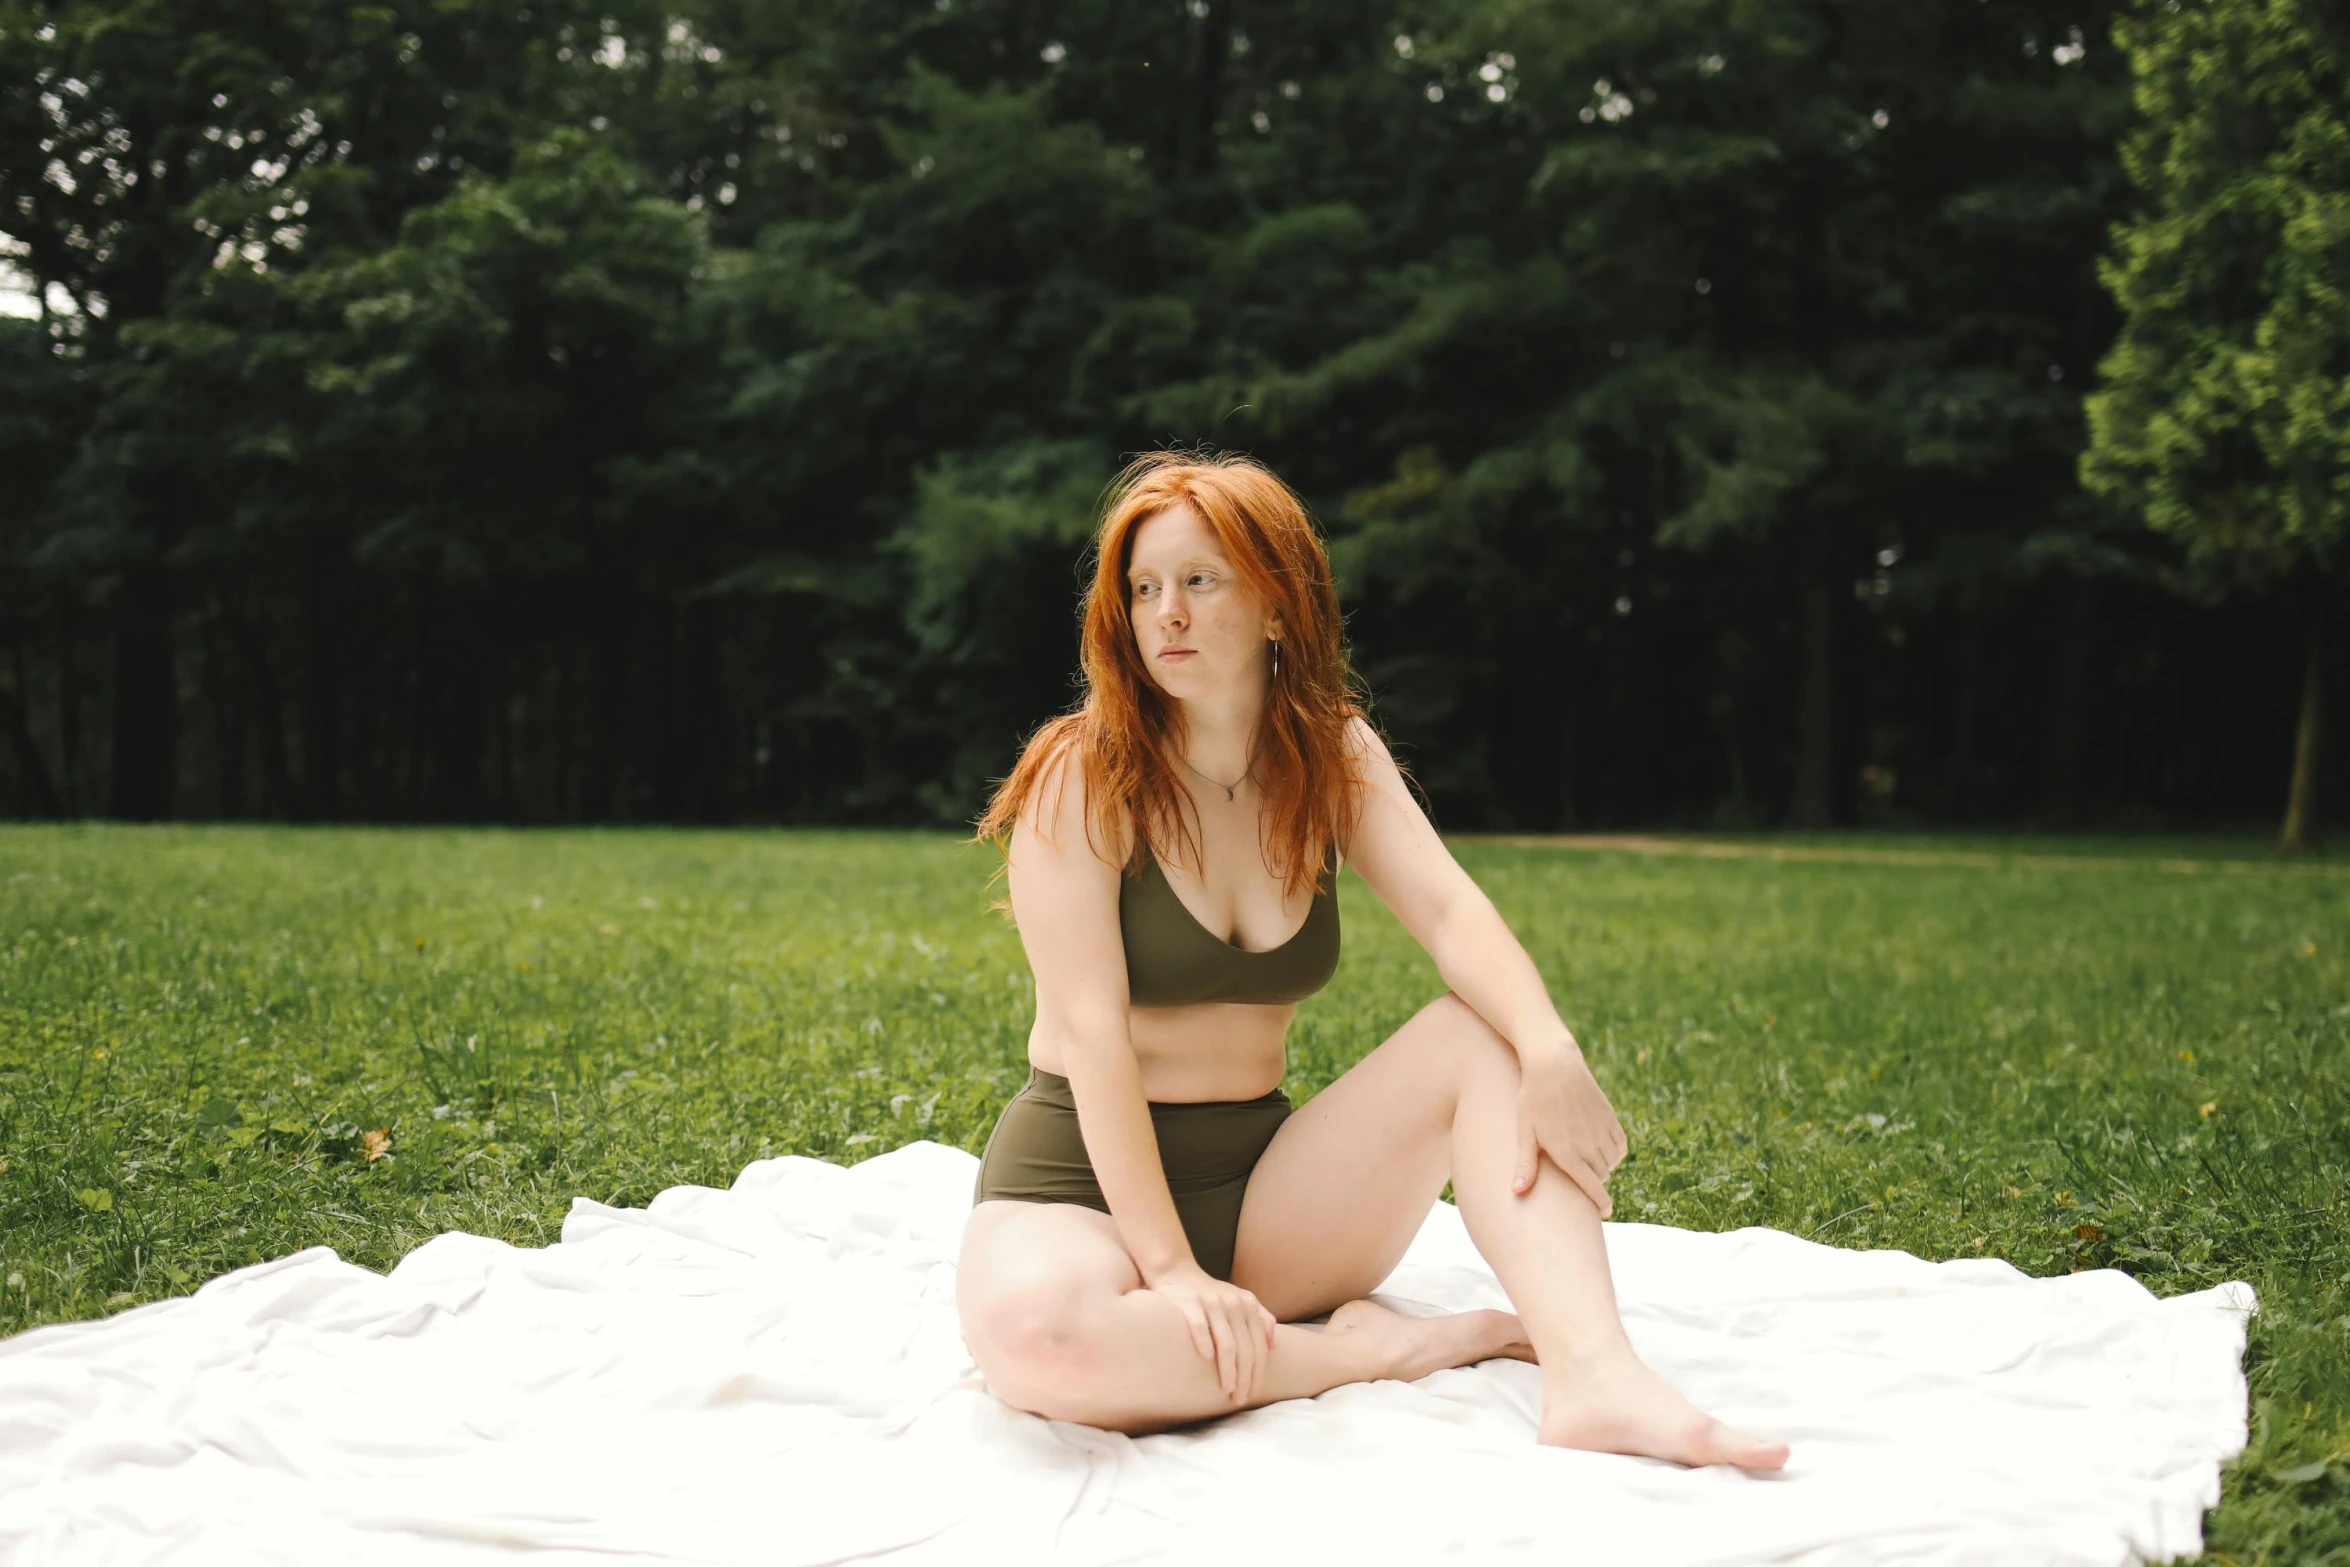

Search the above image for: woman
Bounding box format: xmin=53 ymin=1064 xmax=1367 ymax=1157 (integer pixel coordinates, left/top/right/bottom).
xmin=958 ymin=452 xmax=1787 ymax=1469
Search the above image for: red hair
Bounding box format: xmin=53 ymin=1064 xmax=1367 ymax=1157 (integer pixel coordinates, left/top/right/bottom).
xmin=973 ymin=451 xmax=1369 ymax=899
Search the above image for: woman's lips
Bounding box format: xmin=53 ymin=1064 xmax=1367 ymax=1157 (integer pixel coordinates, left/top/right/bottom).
xmin=1158 ymin=648 xmax=1196 ymax=661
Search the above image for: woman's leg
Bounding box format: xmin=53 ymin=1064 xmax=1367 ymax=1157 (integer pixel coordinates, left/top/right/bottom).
xmin=1230 ymin=993 xmax=1788 ymax=1469
xmin=957 ymin=1198 xmax=1528 ymax=1434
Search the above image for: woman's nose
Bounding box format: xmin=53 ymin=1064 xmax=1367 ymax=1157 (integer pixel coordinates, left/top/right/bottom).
xmin=1159 ymin=589 xmax=1188 ymax=630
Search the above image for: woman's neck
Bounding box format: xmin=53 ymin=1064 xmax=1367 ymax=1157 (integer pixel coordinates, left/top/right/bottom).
xmin=1174 ymin=690 xmax=1262 ymax=782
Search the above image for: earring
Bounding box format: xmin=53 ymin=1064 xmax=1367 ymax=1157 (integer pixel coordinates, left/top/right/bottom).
xmin=1270 ymin=639 xmax=1281 ymax=679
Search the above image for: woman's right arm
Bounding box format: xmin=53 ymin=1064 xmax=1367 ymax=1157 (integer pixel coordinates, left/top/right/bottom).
xmin=1006 ymin=754 xmax=1276 ymax=1400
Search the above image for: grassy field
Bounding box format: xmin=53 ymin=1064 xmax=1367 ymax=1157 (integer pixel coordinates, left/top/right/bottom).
xmin=1 ymin=824 xmax=2344 ymax=1562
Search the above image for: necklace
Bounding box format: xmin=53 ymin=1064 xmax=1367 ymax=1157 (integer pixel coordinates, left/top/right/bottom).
xmin=1180 ymin=753 xmax=1249 ymax=801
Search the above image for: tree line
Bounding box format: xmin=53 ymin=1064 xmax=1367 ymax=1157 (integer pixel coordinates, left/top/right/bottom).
xmin=1 ymin=0 xmax=2342 ymax=839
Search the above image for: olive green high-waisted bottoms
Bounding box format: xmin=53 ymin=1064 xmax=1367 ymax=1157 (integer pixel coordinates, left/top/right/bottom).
xmin=971 ymin=1067 xmax=1292 ymax=1282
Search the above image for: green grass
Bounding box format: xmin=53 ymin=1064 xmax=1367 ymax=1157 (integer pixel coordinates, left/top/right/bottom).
xmin=1 ymin=824 xmax=2344 ymax=1562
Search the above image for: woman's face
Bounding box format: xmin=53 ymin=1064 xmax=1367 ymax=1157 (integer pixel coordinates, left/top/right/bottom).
xmin=1126 ymin=503 xmax=1274 ymax=704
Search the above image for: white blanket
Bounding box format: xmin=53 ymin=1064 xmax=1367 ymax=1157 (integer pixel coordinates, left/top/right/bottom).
xmin=0 ymin=1141 xmax=2253 ymax=1566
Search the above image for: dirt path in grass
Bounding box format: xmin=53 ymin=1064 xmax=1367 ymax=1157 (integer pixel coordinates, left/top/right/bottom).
xmin=1486 ymin=833 xmax=2349 ymax=877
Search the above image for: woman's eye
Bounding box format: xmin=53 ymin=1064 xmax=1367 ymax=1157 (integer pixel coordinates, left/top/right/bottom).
xmin=1188 ymin=573 xmax=1216 ymax=588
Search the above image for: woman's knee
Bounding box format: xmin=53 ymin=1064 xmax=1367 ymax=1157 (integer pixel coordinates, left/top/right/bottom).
xmin=1415 ymin=991 xmax=1522 ymax=1081
xmin=962 ymin=1270 xmax=1112 ymax=1415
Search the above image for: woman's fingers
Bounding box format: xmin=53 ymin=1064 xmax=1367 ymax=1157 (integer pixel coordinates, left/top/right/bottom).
xmin=1206 ymin=1301 xmax=1237 ymax=1398
xmin=1582 ymin=1156 xmax=1616 ymax=1219
xmin=1228 ymin=1299 xmax=1257 ymax=1402
xmin=1245 ymin=1296 xmax=1268 ymax=1401
xmin=1179 ymin=1298 xmax=1216 ymax=1366
xmin=1555 ymin=1148 xmax=1611 ymax=1218
xmin=1512 ymin=1103 xmax=1541 ymax=1195
xmin=1167 ymin=1279 xmax=1280 ymax=1402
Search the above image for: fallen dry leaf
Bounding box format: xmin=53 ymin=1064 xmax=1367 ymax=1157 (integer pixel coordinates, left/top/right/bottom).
xmin=360 ymin=1128 xmax=392 ymax=1162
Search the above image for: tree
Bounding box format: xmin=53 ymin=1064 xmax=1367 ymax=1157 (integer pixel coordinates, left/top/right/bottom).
xmin=292 ymin=128 xmax=708 ymax=813
xmin=0 ymin=0 xmax=2310 ymax=830
xmin=2084 ymin=0 xmax=2350 ymax=848
xmin=0 ymin=314 xmax=83 ymax=815
xmin=0 ymin=0 xmax=646 ymax=816
xmin=1140 ymin=0 xmax=2132 ymax=826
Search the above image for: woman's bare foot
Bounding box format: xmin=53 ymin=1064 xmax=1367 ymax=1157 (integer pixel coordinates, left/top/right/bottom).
xmin=1325 ymin=1298 xmax=1537 ymax=1383
xmin=1539 ymin=1353 xmax=1789 ymax=1470
xmin=1317 ymin=1304 xmax=1781 ymax=1470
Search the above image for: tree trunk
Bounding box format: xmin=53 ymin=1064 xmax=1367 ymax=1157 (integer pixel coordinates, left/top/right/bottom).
xmin=647 ymin=603 xmax=684 ymax=819
xmin=108 ymin=569 xmax=178 ymax=820
xmin=1710 ymin=626 xmax=1752 ymax=826
xmin=197 ymin=599 xmax=241 ymax=816
xmin=408 ymin=574 xmax=432 ymax=809
xmin=1789 ymin=576 xmax=1834 ymax=827
xmin=593 ymin=584 xmax=633 ymax=819
xmin=56 ymin=587 xmax=85 ymax=806
xmin=679 ymin=606 xmax=723 ymax=821
xmin=1555 ymin=683 xmax=1580 ymax=830
xmin=2281 ymin=616 xmax=2324 ymax=851
xmin=1717 ymin=696 xmax=1751 ymax=827
xmin=1943 ymin=610 xmax=1984 ymax=822
xmin=0 ymin=648 xmax=64 ymax=819
xmin=555 ymin=645 xmax=577 ymax=819
xmin=2045 ymin=578 xmax=2093 ymax=824
xmin=301 ymin=548 xmax=343 ymax=819
xmin=432 ymin=591 xmax=484 ymax=820
xmin=214 ymin=576 xmax=297 ymax=817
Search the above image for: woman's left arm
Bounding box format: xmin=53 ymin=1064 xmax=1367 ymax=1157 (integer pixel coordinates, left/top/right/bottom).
xmin=1340 ymin=718 xmax=1629 ymax=1216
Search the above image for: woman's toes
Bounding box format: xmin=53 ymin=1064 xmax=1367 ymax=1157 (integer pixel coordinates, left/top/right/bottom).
xmin=1706 ymin=1424 xmax=1791 ymax=1471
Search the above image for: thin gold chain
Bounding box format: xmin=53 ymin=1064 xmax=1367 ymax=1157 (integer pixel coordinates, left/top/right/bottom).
xmin=1180 ymin=753 xmax=1248 ymax=801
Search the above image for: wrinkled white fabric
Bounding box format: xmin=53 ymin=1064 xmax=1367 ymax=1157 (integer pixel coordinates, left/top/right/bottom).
xmin=0 ymin=1140 xmax=2252 ymax=1566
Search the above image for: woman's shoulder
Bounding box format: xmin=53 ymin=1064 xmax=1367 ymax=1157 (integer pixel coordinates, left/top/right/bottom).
xmin=1015 ymin=727 xmax=1136 ymax=869
xmin=1338 ymin=715 xmax=1403 ymax=804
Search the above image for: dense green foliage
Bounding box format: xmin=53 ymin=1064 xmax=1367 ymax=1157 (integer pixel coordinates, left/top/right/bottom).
xmin=2088 ymin=0 xmax=2350 ymax=567
xmin=0 ymin=0 xmax=2340 ymax=833
xmin=2084 ymin=0 xmax=2350 ymax=850
xmin=0 ymin=826 xmax=2343 ymax=1552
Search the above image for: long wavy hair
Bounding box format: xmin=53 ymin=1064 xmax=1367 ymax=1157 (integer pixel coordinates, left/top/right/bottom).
xmin=973 ymin=450 xmax=1370 ymax=899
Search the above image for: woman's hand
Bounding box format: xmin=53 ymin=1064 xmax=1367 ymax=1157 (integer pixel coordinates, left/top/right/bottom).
xmin=1145 ymin=1259 xmax=1279 ymax=1405
xmin=1513 ymin=1041 xmax=1629 ymax=1217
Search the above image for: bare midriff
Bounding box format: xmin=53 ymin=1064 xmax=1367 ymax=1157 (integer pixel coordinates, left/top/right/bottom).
xmin=1027 ymin=1000 xmax=1293 ymax=1103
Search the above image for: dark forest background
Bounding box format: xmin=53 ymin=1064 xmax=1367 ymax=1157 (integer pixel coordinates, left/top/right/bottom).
xmin=2 ymin=0 xmax=2343 ymax=835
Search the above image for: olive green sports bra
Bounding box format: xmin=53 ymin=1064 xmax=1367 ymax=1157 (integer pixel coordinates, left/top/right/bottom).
xmin=1119 ymin=842 xmax=1341 ymax=1007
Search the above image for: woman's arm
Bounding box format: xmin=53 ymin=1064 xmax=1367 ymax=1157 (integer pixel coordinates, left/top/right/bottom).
xmin=1006 ymin=752 xmax=1279 ymax=1399
xmin=1004 ymin=751 xmax=1195 ymax=1279
xmin=1339 ymin=718 xmax=1629 ymax=1214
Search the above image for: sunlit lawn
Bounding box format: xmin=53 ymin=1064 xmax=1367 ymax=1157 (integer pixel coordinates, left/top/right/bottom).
xmin=1 ymin=824 xmax=2343 ymax=1561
